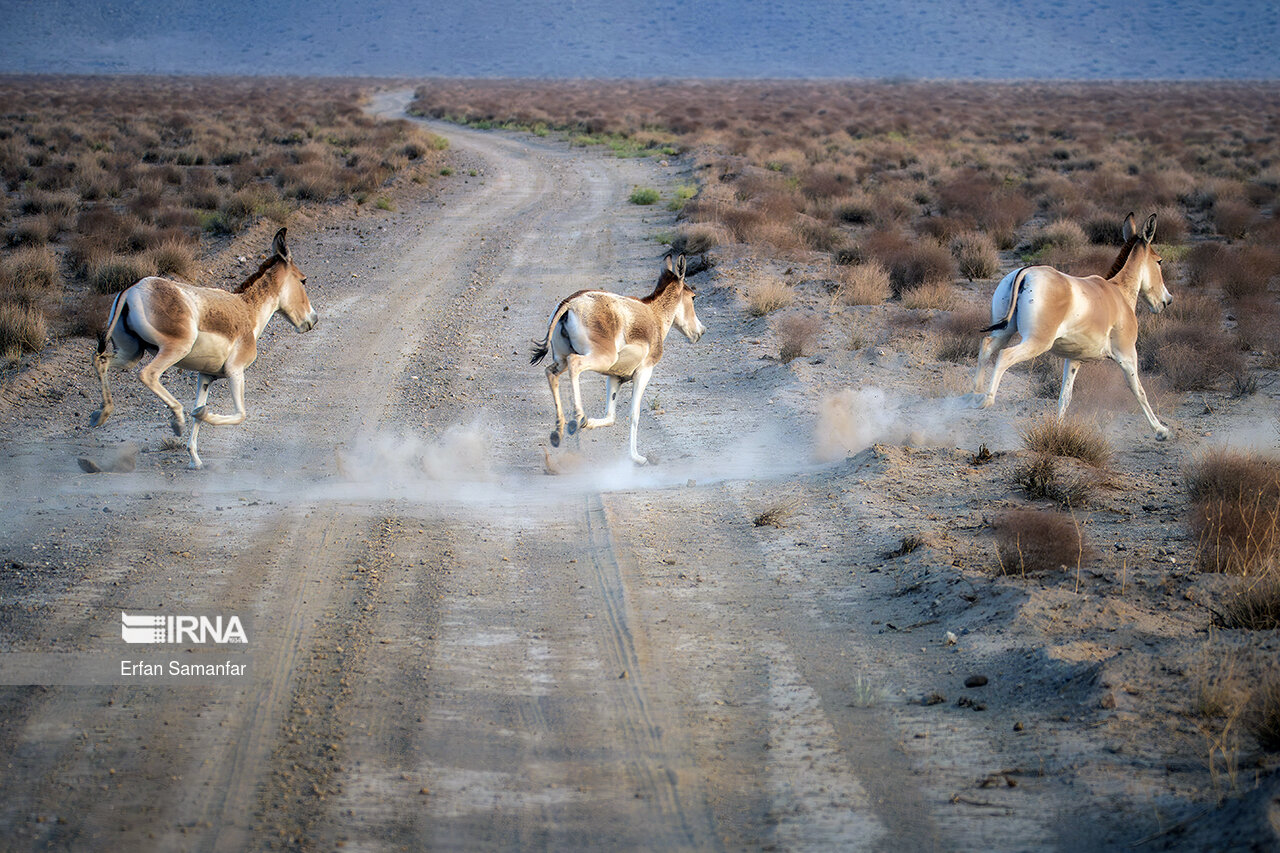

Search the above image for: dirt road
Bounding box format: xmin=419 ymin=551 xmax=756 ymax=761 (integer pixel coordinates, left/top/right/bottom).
xmin=0 ymin=91 xmax=1273 ymax=851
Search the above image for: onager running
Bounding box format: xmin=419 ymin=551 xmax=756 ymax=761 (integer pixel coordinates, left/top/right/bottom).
xmin=91 ymin=227 xmax=318 ymax=468
xmin=531 ymin=252 xmax=706 ymax=465
xmin=971 ymin=212 xmax=1173 ymax=438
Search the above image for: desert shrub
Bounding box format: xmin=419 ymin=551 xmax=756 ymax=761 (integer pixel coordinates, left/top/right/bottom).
xmin=916 ymin=214 xmax=973 ymax=244
xmin=1143 ymin=318 xmax=1243 ymax=391
xmin=776 ymin=313 xmax=822 ymax=362
xmin=1151 ymin=205 xmax=1189 ymax=245
xmin=834 ymin=194 xmax=878 ymax=226
xmin=866 ymin=238 xmax=955 ymax=297
xmin=951 ymin=231 xmax=1000 ymax=281
xmin=0 ymin=301 xmax=47 ymax=359
xmin=900 ymin=280 xmax=958 ymax=310
xmin=1233 ymin=296 xmax=1280 ymax=353
xmin=1213 ymin=199 xmax=1260 ymax=239
xmin=1187 ymin=450 xmax=1280 ymax=575
xmin=1020 ymin=414 xmax=1111 ymax=466
xmin=992 ymin=508 xmax=1089 ymax=574
xmin=935 ymin=304 xmax=990 ymax=362
xmin=629 ymin=187 xmax=660 ymax=205
xmin=1184 ymin=242 xmax=1229 ymax=288
xmin=834 ymin=261 xmax=890 ymax=306
xmin=89 ymin=254 xmax=152 ymax=294
xmin=1084 ymin=215 xmax=1126 ymax=245
xmin=1026 ymin=219 xmax=1087 ymax=256
xmin=795 ymin=218 xmax=844 ymax=252
xmin=1216 ymin=575 xmax=1280 ymax=630
xmin=144 ymin=238 xmax=197 ymax=279
xmin=0 ymin=246 xmax=61 ymax=301
xmin=1013 ymin=453 xmax=1094 ymax=507
xmin=1248 ymin=674 xmax=1280 ymax=751
xmin=1222 ymin=246 xmax=1280 ymax=301
xmin=672 ymin=223 xmax=726 ymax=255
xmin=746 ymin=276 xmax=793 ymax=316
xmin=7 ymin=215 xmax=56 ymax=247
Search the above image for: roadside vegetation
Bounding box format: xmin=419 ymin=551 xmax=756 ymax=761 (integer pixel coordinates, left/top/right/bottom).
xmin=413 ymin=79 xmax=1280 ymax=768
xmin=0 ymin=76 xmax=448 ymax=364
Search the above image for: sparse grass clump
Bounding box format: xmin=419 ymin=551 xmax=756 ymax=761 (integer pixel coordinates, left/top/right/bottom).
xmin=1187 ymin=450 xmax=1280 ymax=575
xmin=900 ymin=280 xmax=958 ymax=310
xmin=992 ymin=508 xmax=1089 ymax=574
xmin=143 ymin=238 xmax=197 ymax=280
xmin=89 ymin=255 xmax=152 ymax=294
xmin=672 ymin=223 xmax=726 ymax=256
xmin=1247 ymin=674 xmax=1280 ymax=751
xmin=0 ymin=302 xmax=48 ymax=360
xmin=629 ymin=187 xmax=660 ymax=205
xmin=1020 ymin=414 xmax=1111 ymax=466
xmin=951 ymin=231 xmax=1000 ymax=281
xmin=753 ymin=497 xmax=801 ymax=527
xmin=1216 ymin=575 xmax=1280 ymax=630
xmin=834 ymin=261 xmax=890 ymax=306
xmin=0 ymin=246 xmax=61 ymax=303
xmin=1013 ymin=453 xmax=1094 ymax=507
xmin=746 ymin=276 xmax=793 ymax=316
xmin=776 ymin=313 xmax=822 ymax=362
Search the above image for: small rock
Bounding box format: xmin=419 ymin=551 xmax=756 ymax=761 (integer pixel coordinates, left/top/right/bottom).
xmin=1013 ymin=721 xmax=1024 ymax=732
xmin=922 ymin=692 xmax=946 ymax=706
xmin=964 ymin=675 xmax=989 ymax=688
xmin=944 ymin=631 xmax=958 ymax=646
xmin=1100 ymin=692 xmax=1117 ymax=710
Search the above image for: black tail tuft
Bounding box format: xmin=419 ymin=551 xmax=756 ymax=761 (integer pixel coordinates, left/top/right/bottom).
xmin=979 ymin=320 xmax=1008 ymax=334
xmin=530 ymin=342 xmax=549 ymax=365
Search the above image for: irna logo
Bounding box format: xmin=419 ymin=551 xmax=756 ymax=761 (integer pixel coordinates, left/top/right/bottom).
xmin=121 ymin=611 xmax=248 ymax=645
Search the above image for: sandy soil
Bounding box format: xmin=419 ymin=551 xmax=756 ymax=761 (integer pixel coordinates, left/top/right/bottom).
xmin=0 ymin=89 xmax=1277 ymax=851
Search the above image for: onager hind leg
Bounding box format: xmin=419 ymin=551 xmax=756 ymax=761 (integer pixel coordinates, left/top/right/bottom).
xmin=1113 ymin=349 xmax=1170 ymax=440
xmin=584 ymin=376 xmax=621 ymax=429
xmin=979 ymin=337 xmax=1052 ymax=408
xmin=138 ymin=345 xmax=192 ymax=435
xmin=546 ymin=360 xmax=568 ymax=447
xmin=970 ymin=329 xmax=1014 ymax=406
xmin=90 ymin=333 xmax=145 ymax=427
xmin=192 ymin=370 xmax=247 ymax=426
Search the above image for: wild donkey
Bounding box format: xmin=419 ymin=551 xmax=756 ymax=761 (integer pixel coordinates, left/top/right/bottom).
xmin=531 ymin=252 xmax=706 ymax=465
xmin=91 ymin=228 xmax=318 ymax=468
xmin=971 ymin=212 xmax=1173 ymax=438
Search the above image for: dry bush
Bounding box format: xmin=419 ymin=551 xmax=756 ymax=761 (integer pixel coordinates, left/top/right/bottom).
xmin=1247 ymin=674 xmax=1280 ymax=751
xmin=144 ymin=238 xmax=197 ymax=280
xmin=1184 ymin=242 xmax=1230 ymax=288
xmin=1013 ymin=453 xmax=1094 ymax=507
xmin=863 ymin=234 xmax=955 ymax=297
xmin=951 ymin=231 xmax=1000 ymax=281
xmin=900 ymin=280 xmax=958 ymax=310
xmin=1026 ymin=219 xmax=1088 ymax=256
xmin=0 ymin=246 xmax=61 ymax=304
xmin=7 ymin=215 xmax=56 ymax=247
xmin=1233 ymin=296 xmax=1280 ymax=353
xmin=1216 ymin=575 xmax=1280 ymax=630
xmin=1213 ymin=199 xmax=1261 ymax=239
xmin=89 ymin=254 xmax=152 ymax=294
xmin=746 ymin=276 xmax=793 ymax=316
xmin=671 ymin=223 xmax=727 ymax=256
xmin=935 ymin=303 xmax=989 ymax=362
xmin=1222 ymin=246 xmax=1280 ymax=302
xmin=834 ymin=261 xmax=891 ymax=306
xmin=1187 ymin=451 xmax=1280 ymax=575
xmin=0 ymin=301 xmax=48 ymax=359
xmin=1020 ymin=414 xmax=1111 ymax=466
xmin=776 ymin=313 xmax=822 ymax=362
xmin=992 ymin=508 xmax=1089 ymax=575
xmin=1143 ymin=318 xmax=1243 ymax=391
xmin=1151 ymin=204 xmax=1189 ymax=245
xmin=1084 ymin=215 xmax=1126 ymax=245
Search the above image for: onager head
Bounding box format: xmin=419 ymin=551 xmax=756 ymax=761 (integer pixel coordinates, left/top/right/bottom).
xmin=664 ymin=253 xmax=706 ymax=343
xmin=269 ymin=228 xmax=319 ymax=332
xmin=1121 ymin=212 xmax=1172 ymax=314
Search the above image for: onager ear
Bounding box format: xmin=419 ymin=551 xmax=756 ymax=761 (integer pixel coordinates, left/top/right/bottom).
xmin=676 ymin=254 xmax=687 ymax=280
xmin=1142 ymin=213 xmax=1158 ymax=245
xmin=663 ymin=252 xmax=675 ymax=274
xmin=1121 ymin=212 xmax=1138 ymax=242
xmin=271 ymin=228 xmax=290 ymax=262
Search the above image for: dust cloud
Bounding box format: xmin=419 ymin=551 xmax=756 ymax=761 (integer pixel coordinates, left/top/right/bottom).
xmin=814 ymin=387 xmax=1003 ymax=461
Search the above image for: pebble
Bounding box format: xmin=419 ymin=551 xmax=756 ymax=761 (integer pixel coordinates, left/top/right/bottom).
xmin=964 ymin=674 xmax=989 ymax=688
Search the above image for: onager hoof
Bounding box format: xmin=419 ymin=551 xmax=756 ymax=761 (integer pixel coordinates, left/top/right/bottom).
xmin=1155 ymin=425 xmax=1171 ymax=441
xmin=631 ymin=453 xmax=650 ymax=466
xmin=193 ymin=405 xmax=209 ymax=422
xmin=169 ymin=409 xmax=186 ymax=436
xmin=550 ymin=430 xmax=561 ymax=448
xmin=188 ymin=458 xmax=203 ymax=470
xmin=566 ymin=416 xmax=582 ymax=437
xmin=89 ymin=409 xmax=109 ymax=428
xmin=976 ymin=395 xmax=995 ymax=410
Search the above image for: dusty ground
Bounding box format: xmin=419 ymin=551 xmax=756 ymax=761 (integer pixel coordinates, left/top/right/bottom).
xmin=0 ymin=89 xmax=1277 ymax=851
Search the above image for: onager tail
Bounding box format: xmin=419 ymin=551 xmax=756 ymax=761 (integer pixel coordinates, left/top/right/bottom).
xmin=529 ymin=340 xmax=549 ymax=365
xmin=981 ymin=267 xmax=1031 ymax=333
xmin=530 ymin=299 xmax=580 ymax=365
xmin=90 ymin=293 xmax=127 ymax=428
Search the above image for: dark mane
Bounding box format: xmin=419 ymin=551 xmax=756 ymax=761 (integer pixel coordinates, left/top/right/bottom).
xmin=232 ymin=256 xmax=281 ymax=294
xmin=1105 ymin=235 xmax=1140 ymax=279
xmin=641 ymin=269 xmax=682 ymax=303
